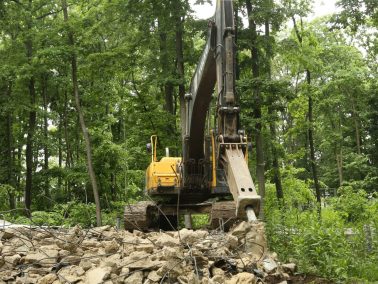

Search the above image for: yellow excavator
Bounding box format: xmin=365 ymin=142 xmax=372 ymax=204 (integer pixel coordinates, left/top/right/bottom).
xmin=125 ymin=0 xmax=260 ymax=231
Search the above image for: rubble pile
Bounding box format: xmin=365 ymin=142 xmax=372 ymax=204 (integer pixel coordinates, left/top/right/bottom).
xmin=1 ymin=222 xmax=298 ymax=284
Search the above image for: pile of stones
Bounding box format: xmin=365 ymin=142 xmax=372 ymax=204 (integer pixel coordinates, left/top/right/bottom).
xmin=0 ymin=221 xmax=298 ymax=284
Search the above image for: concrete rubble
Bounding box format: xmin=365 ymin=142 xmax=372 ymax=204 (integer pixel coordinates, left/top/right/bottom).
xmin=0 ymin=222 xmax=300 ymax=283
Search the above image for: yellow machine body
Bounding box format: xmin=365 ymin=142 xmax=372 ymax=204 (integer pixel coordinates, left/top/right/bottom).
xmin=145 ymin=135 xmax=181 ymax=192
xmin=145 ymin=156 xmax=181 ymax=192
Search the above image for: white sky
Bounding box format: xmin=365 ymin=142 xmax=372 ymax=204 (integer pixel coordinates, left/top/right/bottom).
xmin=191 ymin=0 xmax=339 ymax=22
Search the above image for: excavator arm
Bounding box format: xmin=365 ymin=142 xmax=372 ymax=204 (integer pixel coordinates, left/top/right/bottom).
xmin=184 ymin=0 xmax=260 ymax=219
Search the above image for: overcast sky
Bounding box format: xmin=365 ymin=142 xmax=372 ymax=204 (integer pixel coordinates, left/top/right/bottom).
xmin=190 ymin=0 xmax=340 ymax=22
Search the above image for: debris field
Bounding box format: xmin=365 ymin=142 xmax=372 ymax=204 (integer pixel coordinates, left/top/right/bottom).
xmin=1 ymin=221 xmax=309 ymax=284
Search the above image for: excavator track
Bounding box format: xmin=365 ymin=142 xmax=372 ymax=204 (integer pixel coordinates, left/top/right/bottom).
xmin=124 ymin=201 xmax=157 ymax=231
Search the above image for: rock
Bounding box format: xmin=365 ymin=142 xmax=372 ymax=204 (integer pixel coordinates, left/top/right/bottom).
xmin=177 ymin=271 xmax=199 ymax=284
xmin=262 ymin=257 xmax=278 ymax=273
xmin=226 ymin=272 xmax=255 ymax=284
xmin=85 ymin=266 xmax=112 ymax=284
xmin=61 ymin=255 xmax=82 ymax=265
xmin=135 ymin=243 xmax=154 ymax=253
xmin=244 ymin=226 xmax=266 ymax=259
xmin=157 ymin=259 xmax=184 ymax=278
xmin=79 ymin=259 xmax=93 ymax=271
xmin=147 ymin=270 xmax=160 ymax=282
xmin=124 ymin=271 xmax=143 ymax=284
xmin=36 ymin=273 xmax=57 ymax=284
xmin=4 ymin=254 xmax=21 ymax=266
xmin=57 ymin=266 xmax=83 ymax=283
xmin=41 ymin=249 xmax=59 ymax=259
xmin=82 ymin=239 xmax=99 ymax=248
xmin=282 ymin=263 xmax=296 ymax=273
xmin=277 ymin=281 xmax=288 ymax=284
xmin=14 ymin=245 xmax=30 ymax=255
xmin=178 ymin=228 xmax=208 ymax=244
xmin=0 ymin=257 xmax=5 ymax=268
xmin=154 ymin=233 xmax=180 ymax=247
xmin=120 ymin=267 xmax=130 ymax=276
xmin=24 ymin=252 xmax=47 ymax=264
xmin=282 ymin=272 xmax=290 ymax=280
xmin=162 ymin=246 xmax=184 ymax=260
xmin=0 ymin=228 xmax=17 ymax=240
xmin=73 ymin=266 xmax=85 ymax=276
xmin=225 ymin=234 xmax=239 ymax=249
xmin=211 ymin=267 xmax=225 ymax=277
xmin=58 ymin=249 xmax=70 ymax=258
xmin=211 ymin=274 xmax=225 ymax=284
xmin=102 ymin=257 xmax=119 ymax=274
xmin=104 ymin=239 xmax=119 ymax=254
xmin=127 ymin=258 xmax=164 ymax=270
xmin=230 ymin=222 xmax=250 ymax=238
xmin=56 ymin=226 xmax=84 ymax=253
xmin=91 ymin=225 xmax=111 ymax=237
xmin=214 ymin=247 xmax=230 ymax=257
xmin=39 ymin=237 xmax=56 ymax=246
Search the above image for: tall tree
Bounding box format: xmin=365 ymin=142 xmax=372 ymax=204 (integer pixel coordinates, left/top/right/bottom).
xmin=291 ymin=15 xmax=322 ymax=208
xmin=61 ymin=0 xmax=102 ymax=226
xmin=246 ymin=0 xmax=266 ymax=219
xmin=24 ymin=0 xmax=37 ymax=214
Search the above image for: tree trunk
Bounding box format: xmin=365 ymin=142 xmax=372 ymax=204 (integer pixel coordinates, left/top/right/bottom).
xmin=264 ymin=2 xmax=283 ymax=200
xmin=246 ymin=0 xmax=266 ymax=219
xmin=269 ymin=111 xmax=284 ymax=199
xmin=336 ymin=149 xmax=343 ymax=187
xmin=58 ymin=112 xmax=63 ymax=193
xmin=24 ymin=5 xmax=37 ymax=213
xmin=351 ymin=98 xmax=361 ymax=154
xmin=292 ymin=16 xmax=321 ymax=209
xmin=61 ymin=0 xmax=102 ymax=226
xmin=42 ymin=75 xmax=50 ymax=203
xmin=63 ymin=91 xmax=72 ymax=168
xmin=5 ymin=83 xmax=16 ymax=209
xmin=307 ymin=70 xmax=321 ymax=207
xmin=174 ymin=1 xmax=186 ymax=138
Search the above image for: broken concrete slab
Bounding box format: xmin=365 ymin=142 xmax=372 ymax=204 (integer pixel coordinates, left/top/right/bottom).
xmin=262 ymin=257 xmax=278 ymax=273
xmin=226 ymin=272 xmax=256 ymax=284
xmin=124 ymin=271 xmax=143 ymax=284
xmin=85 ymin=266 xmax=111 ymax=284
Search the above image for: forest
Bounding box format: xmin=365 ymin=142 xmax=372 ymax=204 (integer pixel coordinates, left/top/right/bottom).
xmin=0 ymin=0 xmax=377 ymax=282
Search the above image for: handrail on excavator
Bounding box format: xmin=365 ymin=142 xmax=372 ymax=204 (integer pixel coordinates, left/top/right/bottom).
xmin=150 ymin=135 xmax=157 ymax=162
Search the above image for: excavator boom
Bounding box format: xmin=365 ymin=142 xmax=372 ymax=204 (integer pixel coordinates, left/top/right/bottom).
xmin=184 ymin=0 xmax=260 ymax=218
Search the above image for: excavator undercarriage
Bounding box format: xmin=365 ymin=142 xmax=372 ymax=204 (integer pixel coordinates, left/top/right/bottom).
xmin=124 ymin=200 xmax=238 ymax=231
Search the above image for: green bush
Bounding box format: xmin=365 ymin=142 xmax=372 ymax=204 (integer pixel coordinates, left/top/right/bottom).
xmin=265 ymin=173 xmax=378 ymax=282
xmin=64 ymin=202 xmax=97 ymax=227
xmin=31 ymin=211 xmax=64 ymax=226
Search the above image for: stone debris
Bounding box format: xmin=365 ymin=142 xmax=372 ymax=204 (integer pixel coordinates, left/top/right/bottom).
xmin=0 ymin=221 xmax=299 ymax=283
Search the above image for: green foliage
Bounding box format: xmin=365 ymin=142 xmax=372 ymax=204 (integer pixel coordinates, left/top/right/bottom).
xmin=265 ymin=175 xmax=378 ymax=282
xmin=329 ymin=188 xmax=368 ymax=223
xmin=63 ymin=203 xmax=97 ymax=227
xmin=30 ymin=211 xmax=64 ymax=226
xmin=191 ymin=214 xmax=209 ymax=229
xmin=0 ymin=184 xmax=14 ymax=210
xmin=265 ymin=166 xmax=315 ymax=211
